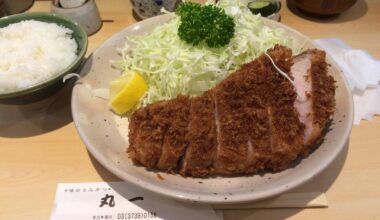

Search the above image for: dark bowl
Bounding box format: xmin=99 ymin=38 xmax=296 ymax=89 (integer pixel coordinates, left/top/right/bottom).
xmin=287 ymin=0 xmax=358 ymax=17
xmin=0 ymin=12 xmax=88 ymax=104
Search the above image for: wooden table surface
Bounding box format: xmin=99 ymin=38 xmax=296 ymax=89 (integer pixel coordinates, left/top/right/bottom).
xmin=1 ymin=0 xmax=380 ymax=219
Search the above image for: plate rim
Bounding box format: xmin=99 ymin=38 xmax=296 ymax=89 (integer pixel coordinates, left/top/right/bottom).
xmin=72 ymin=14 xmax=354 ymax=204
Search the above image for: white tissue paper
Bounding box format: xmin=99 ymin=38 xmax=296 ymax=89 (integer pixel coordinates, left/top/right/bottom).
xmin=314 ymin=38 xmax=380 ymax=124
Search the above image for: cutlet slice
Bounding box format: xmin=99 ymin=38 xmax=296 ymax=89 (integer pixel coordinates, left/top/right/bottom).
xmin=292 ymin=49 xmax=335 ymax=154
xmin=229 ymin=46 xmax=307 ymax=172
xmin=180 ymin=91 xmax=217 ymax=177
xmin=156 ymin=96 xmax=191 ymax=172
xmin=212 ymin=64 xmax=257 ymax=174
xmin=212 ymin=45 xmax=304 ymax=174
xmin=213 ymin=45 xmax=304 ymax=173
xmin=308 ymin=49 xmax=335 ymax=149
xmin=292 ymin=52 xmax=314 ymax=144
xmin=127 ymin=101 xmax=168 ymax=168
xmin=261 ymin=46 xmax=305 ymax=171
xmin=217 ymin=59 xmax=271 ymax=174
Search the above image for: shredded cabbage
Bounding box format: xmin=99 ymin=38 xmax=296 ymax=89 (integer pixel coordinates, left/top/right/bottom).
xmin=116 ymin=0 xmax=297 ymax=106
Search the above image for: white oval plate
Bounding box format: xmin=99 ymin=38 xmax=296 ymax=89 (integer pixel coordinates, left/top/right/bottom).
xmin=72 ymin=14 xmax=353 ymax=204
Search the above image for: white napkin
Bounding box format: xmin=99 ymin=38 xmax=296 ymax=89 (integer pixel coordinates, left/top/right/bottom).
xmin=314 ymin=38 xmax=380 ymax=124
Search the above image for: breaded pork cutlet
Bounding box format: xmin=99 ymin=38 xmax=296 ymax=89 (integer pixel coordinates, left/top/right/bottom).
xmin=213 ymin=68 xmax=259 ymax=174
xmin=180 ymin=91 xmax=217 ymax=177
xmin=261 ymin=47 xmax=305 ymax=171
xmin=127 ymin=45 xmax=336 ymax=177
xmin=128 ymin=96 xmax=191 ymax=172
xmin=128 ymin=101 xmax=168 ymax=168
xmin=213 ymin=45 xmax=304 ymax=173
xmin=156 ymin=96 xmax=190 ymax=172
xmin=292 ymin=49 xmax=335 ymax=154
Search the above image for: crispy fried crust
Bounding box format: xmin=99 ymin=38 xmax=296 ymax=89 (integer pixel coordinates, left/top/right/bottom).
xmin=304 ymin=49 xmax=336 ymax=152
xmin=262 ymin=46 xmax=305 ymax=171
xmin=213 ymin=66 xmax=256 ymax=174
xmin=156 ymin=96 xmax=190 ymax=172
xmin=180 ymin=91 xmax=217 ymax=177
xmin=127 ymin=101 xmax=168 ymax=168
xmin=224 ymin=59 xmax=271 ymax=174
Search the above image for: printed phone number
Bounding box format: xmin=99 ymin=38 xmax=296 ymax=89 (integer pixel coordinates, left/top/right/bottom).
xmin=117 ymin=211 xmax=157 ymax=219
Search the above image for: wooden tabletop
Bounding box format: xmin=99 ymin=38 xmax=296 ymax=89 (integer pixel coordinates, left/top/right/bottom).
xmin=1 ymin=0 xmax=380 ymax=219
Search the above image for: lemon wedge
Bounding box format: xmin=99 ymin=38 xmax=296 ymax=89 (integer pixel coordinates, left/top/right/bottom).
xmin=109 ymin=71 xmax=148 ymax=115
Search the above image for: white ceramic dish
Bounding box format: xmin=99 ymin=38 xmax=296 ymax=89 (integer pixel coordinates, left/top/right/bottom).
xmin=71 ymin=14 xmax=353 ymax=204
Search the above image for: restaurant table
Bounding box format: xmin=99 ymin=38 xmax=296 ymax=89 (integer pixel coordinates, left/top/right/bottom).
xmin=1 ymin=0 xmax=380 ymax=219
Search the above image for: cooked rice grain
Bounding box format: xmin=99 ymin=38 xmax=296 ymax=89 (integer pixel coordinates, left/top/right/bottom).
xmin=0 ymin=20 xmax=78 ymax=92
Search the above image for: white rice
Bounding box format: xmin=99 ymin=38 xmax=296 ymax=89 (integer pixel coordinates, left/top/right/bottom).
xmin=0 ymin=20 xmax=78 ymax=92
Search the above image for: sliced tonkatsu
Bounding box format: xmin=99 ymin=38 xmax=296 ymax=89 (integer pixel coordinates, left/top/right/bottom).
xmin=292 ymin=49 xmax=335 ymax=153
xmin=180 ymin=91 xmax=218 ymax=177
xmin=156 ymin=96 xmax=190 ymax=172
xmin=127 ymin=45 xmax=336 ymax=177
xmin=128 ymin=100 xmax=168 ymax=168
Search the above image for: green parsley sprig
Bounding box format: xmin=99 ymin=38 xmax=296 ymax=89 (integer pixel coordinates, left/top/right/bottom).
xmin=175 ymin=2 xmax=235 ymax=48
